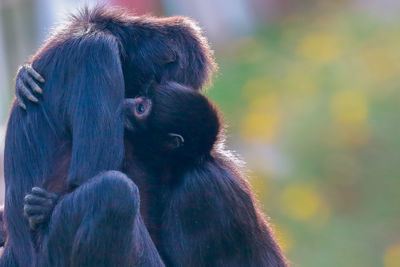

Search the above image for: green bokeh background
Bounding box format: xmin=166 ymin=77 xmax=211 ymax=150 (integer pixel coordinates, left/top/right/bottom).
xmin=208 ymin=7 xmax=400 ymax=267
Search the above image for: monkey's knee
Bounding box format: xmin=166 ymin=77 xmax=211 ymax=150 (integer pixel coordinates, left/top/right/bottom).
xmin=90 ymin=171 xmax=140 ymax=219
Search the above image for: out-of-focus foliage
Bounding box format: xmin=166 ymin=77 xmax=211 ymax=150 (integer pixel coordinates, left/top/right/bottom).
xmin=207 ymin=6 xmax=400 ymax=267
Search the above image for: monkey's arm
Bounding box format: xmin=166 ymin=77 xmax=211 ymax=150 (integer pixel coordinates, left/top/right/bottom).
xmin=16 ymin=68 xmax=134 ymax=132
xmin=31 ymin=35 xmax=125 ymax=189
xmin=23 ymin=187 xmax=59 ymax=230
xmin=16 ymin=35 xmax=125 ymax=191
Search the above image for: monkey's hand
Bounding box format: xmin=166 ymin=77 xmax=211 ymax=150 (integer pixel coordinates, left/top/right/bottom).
xmin=23 ymin=187 xmax=59 ymax=230
xmin=15 ymin=64 xmax=45 ymax=110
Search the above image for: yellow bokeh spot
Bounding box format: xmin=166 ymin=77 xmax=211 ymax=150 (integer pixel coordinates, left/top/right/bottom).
xmin=297 ymin=32 xmax=341 ymax=63
xmin=272 ymin=223 xmax=293 ymax=253
xmin=384 ymin=244 xmax=400 ymax=267
xmin=241 ymin=92 xmax=281 ymax=143
xmin=241 ymin=110 xmax=280 ymax=142
xmin=331 ymin=90 xmax=368 ymax=127
xmin=281 ymin=184 xmax=323 ymax=221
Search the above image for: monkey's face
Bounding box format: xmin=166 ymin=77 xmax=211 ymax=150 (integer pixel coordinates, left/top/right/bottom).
xmin=124 ymin=96 xmax=185 ymax=154
xmin=124 ymin=97 xmax=152 ymax=132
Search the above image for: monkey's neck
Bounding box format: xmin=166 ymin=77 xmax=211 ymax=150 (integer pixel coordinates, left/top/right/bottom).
xmin=124 ymin=139 xmax=172 ymax=178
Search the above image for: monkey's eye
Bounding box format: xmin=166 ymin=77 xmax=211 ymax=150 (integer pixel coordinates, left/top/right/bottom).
xmin=132 ymin=97 xmax=151 ymax=117
xmin=136 ymin=103 xmax=146 ymax=114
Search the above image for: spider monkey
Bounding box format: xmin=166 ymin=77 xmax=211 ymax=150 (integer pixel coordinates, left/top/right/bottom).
xmin=3 ymin=7 xmax=288 ymax=267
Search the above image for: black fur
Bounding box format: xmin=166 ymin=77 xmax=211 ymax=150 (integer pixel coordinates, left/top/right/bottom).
xmin=125 ymin=82 xmax=220 ymax=161
xmin=123 ymin=82 xmax=288 ymax=266
xmin=0 ymin=208 xmax=5 ymax=247
xmin=1 ymin=6 xmax=287 ymax=267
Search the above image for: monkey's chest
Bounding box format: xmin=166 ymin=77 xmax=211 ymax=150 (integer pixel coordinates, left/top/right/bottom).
xmin=124 ymin=163 xmax=171 ymax=246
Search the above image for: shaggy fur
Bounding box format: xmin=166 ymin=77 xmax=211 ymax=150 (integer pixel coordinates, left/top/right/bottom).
xmin=1 ymin=7 xmax=287 ymax=267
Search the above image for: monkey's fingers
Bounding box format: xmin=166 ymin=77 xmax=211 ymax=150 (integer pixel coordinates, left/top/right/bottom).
xmin=24 ymin=194 xmax=53 ymax=206
xmin=16 ymin=97 xmax=26 ymax=110
xmin=31 ymin=187 xmax=59 ymax=200
xmin=24 ymin=74 xmax=43 ymax=94
xmin=25 ymin=64 xmax=45 ymax=83
xmin=16 ymin=79 xmax=38 ymax=104
xmin=24 ymin=205 xmax=52 ymax=217
xmin=14 ymin=79 xmax=26 ymax=110
xmin=28 ymin=215 xmax=46 ymax=230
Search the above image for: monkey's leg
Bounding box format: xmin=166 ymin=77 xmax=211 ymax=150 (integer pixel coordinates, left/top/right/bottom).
xmin=37 ymin=171 xmax=164 ymax=267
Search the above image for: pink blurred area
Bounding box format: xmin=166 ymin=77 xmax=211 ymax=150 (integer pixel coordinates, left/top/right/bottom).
xmin=110 ymin=0 xmax=163 ymax=15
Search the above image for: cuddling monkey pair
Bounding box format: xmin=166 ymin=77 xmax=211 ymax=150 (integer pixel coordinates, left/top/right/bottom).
xmin=23 ymin=81 xmax=220 ymax=231
xmin=1 ymin=7 xmax=288 ymax=267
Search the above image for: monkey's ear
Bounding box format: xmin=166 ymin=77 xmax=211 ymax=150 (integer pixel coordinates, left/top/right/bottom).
xmin=166 ymin=133 xmax=184 ymax=150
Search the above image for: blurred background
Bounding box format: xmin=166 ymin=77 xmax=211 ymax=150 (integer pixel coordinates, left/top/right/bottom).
xmin=1 ymin=0 xmax=400 ymax=266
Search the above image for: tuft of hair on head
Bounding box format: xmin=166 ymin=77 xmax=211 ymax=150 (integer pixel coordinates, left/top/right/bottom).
xmin=70 ymin=5 xmax=133 ymax=25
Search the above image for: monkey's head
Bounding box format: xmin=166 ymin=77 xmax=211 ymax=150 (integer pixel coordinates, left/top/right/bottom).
xmin=65 ymin=7 xmax=216 ymax=97
xmin=124 ymin=82 xmax=221 ymax=161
